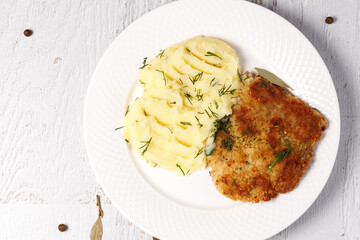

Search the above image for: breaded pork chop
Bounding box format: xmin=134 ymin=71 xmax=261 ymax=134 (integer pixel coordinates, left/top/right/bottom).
xmin=207 ymin=72 xmax=327 ymax=203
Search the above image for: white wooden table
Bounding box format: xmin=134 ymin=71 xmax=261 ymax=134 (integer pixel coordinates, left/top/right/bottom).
xmin=1 ymin=0 xmax=359 ymax=239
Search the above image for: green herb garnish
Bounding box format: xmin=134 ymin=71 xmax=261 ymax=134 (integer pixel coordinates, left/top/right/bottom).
xmin=125 ymin=139 xmax=129 ymax=143
xmin=176 ymin=164 xmax=185 ymax=176
xmin=184 ymin=93 xmax=193 ymax=105
xmin=155 ymin=69 xmax=166 ymax=85
xmin=167 ymin=127 xmax=173 ymax=134
xmin=205 ymin=51 xmax=222 ymax=60
xmin=157 ymin=49 xmax=165 ymax=58
xmin=195 ymin=89 xmax=203 ymax=101
xmin=204 ymin=109 xmax=211 ymax=118
xmin=189 ymin=72 xmax=203 ymax=85
xmin=140 ymin=137 xmax=152 ymax=156
xmin=195 ymin=116 xmax=203 ymax=128
xmin=233 ymin=179 xmax=238 ymax=187
xmin=267 ymin=146 xmax=291 ymax=170
xmin=221 ymin=137 xmax=234 ymax=150
xmin=169 ymin=101 xmax=176 ymax=104
xmin=194 ymin=149 xmax=203 ymax=158
xmin=179 ymin=78 xmax=183 ymax=84
xmin=261 ymin=81 xmax=268 ymax=88
xmin=210 ymin=78 xmax=215 ymax=86
xmin=218 ymin=84 xmax=236 ymax=97
xmin=237 ymin=69 xmax=244 ymax=85
xmin=180 ymin=121 xmax=192 ymax=126
xmin=207 ymin=107 xmax=219 ymax=118
xmin=125 ymin=105 xmax=130 ymax=116
xmin=115 ymin=126 xmax=124 ymax=130
xmin=139 ymin=57 xmax=148 ymax=69
xmin=185 ymin=48 xmax=191 ymax=53
xmin=214 ymin=101 xmax=219 ymax=109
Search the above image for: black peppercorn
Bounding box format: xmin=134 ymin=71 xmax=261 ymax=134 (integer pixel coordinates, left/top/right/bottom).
xmin=325 ymin=17 xmax=334 ymax=24
xmin=23 ymin=29 xmax=33 ymax=37
xmin=58 ymin=224 xmax=68 ymax=232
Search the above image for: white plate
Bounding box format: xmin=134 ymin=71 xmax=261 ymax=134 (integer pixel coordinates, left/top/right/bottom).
xmin=84 ymin=0 xmax=340 ymax=239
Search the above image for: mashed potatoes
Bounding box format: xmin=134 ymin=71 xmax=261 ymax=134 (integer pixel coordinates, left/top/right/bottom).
xmin=123 ymin=36 xmax=241 ymax=176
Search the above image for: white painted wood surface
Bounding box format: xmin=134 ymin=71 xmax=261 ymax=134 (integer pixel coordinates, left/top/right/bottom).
xmin=0 ymin=0 xmax=359 ymax=239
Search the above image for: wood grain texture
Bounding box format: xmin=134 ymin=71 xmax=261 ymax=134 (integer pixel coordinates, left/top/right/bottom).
xmin=0 ymin=0 xmax=359 ymax=239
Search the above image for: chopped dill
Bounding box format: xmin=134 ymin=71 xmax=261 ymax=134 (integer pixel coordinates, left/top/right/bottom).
xmin=140 ymin=137 xmax=152 ymax=156
xmin=237 ymin=69 xmax=244 ymax=85
xmin=195 ymin=89 xmax=203 ymax=101
xmin=197 ymin=112 xmax=205 ymax=114
xmin=194 ymin=149 xmax=203 ymax=158
xmin=125 ymin=139 xmax=129 ymax=143
xmin=157 ymin=49 xmax=165 ymax=58
xmin=167 ymin=127 xmax=173 ymax=133
xmin=267 ymin=146 xmax=291 ymax=170
xmin=208 ymin=106 xmax=219 ymax=118
xmin=139 ymin=79 xmax=145 ymax=85
xmin=184 ymin=93 xmax=193 ymax=105
xmin=180 ymin=121 xmax=192 ymax=126
xmin=185 ymin=48 xmax=191 ymax=53
xmin=214 ymin=101 xmax=219 ymax=109
xmin=204 ymin=109 xmax=211 ymax=118
xmin=195 ymin=116 xmax=203 ymax=128
xmin=125 ymin=105 xmax=130 ymax=116
xmin=155 ymin=69 xmax=166 ymax=85
xmin=205 ymin=51 xmax=222 ymax=60
xmin=189 ymin=72 xmax=203 ymax=85
xmin=210 ymin=78 xmax=215 ymax=86
xmin=169 ymin=101 xmax=176 ymax=104
xmin=176 ymin=163 xmax=185 ymax=176
xmin=218 ymin=84 xmax=236 ymax=97
xmin=233 ymin=179 xmax=238 ymax=187
xmin=115 ymin=126 xmax=124 ymax=130
xmin=139 ymin=57 xmax=148 ymax=69
xmin=262 ymin=81 xmax=268 ymax=88
xmin=179 ymin=78 xmax=183 ymax=84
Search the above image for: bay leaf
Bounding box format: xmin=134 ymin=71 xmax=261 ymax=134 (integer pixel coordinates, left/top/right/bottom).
xmin=255 ymin=68 xmax=293 ymax=90
xmin=90 ymin=217 xmax=103 ymax=240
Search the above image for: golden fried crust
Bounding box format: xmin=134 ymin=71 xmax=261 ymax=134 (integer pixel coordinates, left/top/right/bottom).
xmin=207 ymin=73 xmax=327 ymax=203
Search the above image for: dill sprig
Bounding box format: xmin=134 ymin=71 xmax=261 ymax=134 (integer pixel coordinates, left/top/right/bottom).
xmin=125 ymin=105 xmax=130 ymax=116
xmin=237 ymin=69 xmax=244 ymax=85
xmin=157 ymin=49 xmax=165 ymax=58
xmin=207 ymin=106 xmax=219 ymax=118
xmin=140 ymin=137 xmax=152 ymax=156
xmin=267 ymin=146 xmax=292 ymax=170
xmin=189 ymin=72 xmax=203 ymax=85
xmin=115 ymin=126 xmax=124 ymax=130
xmin=139 ymin=57 xmax=148 ymax=69
xmin=184 ymin=93 xmax=193 ymax=105
xmin=167 ymin=127 xmax=173 ymax=134
xmin=233 ymin=179 xmax=238 ymax=187
xmin=176 ymin=164 xmax=185 ymax=176
xmin=218 ymin=84 xmax=236 ymax=97
xmin=155 ymin=69 xmax=166 ymax=85
xmin=180 ymin=121 xmax=192 ymax=126
xmin=195 ymin=89 xmax=203 ymax=101
xmin=194 ymin=149 xmax=203 ymax=158
xmin=195 ymin=116 xmax=203 ymax=128
xmin=205 ymin=51 xmax=222 ymax=60
xmin=204 ymin=109 xmax=211 ymax=118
